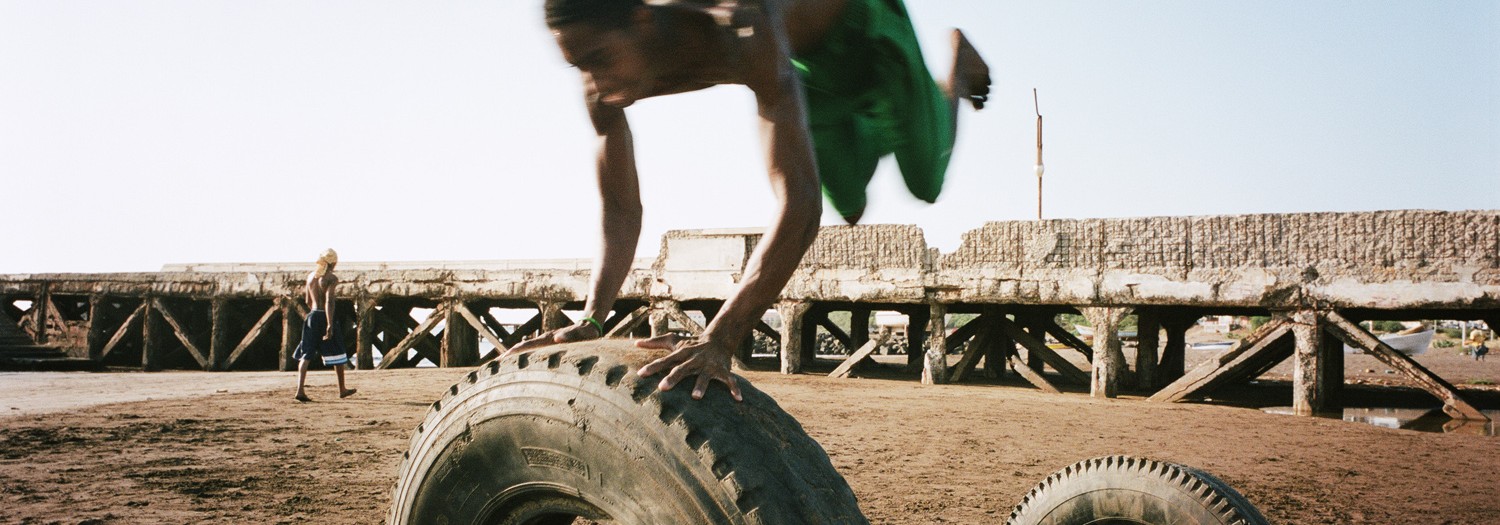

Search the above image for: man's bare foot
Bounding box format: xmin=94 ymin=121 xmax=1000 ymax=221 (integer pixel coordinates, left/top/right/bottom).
xmin=950 ymin=29 xmax=991 ymax=110
xmin=339 ymin=389 xmax=358 ymax=399
xmin=294 ymin=393 xmax=311 ymax=403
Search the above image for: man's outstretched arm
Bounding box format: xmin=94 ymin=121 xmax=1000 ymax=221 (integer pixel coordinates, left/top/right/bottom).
xmin=582 ymin=92 xmax=643 ymax=332
xmin=510 ymin=82 xmax=642 ymax=354
xmin=637 ymin=50 xmax=823 ymax=400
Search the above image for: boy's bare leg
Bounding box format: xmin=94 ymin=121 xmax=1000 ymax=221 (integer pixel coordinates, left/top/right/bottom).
xmin=335 ymin=365 xmax=357 ymax=398
xmin=294 ymin=359 xmax=312 ymax=402
xmin=945 ymin=29 xmax=991 ymax=133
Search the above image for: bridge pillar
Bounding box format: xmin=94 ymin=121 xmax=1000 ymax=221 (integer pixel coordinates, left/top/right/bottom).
xmin=86 ymin=295 xmax=108 ymax=362
xmin=776 ymin=301 xmax=811 ymax=374
xmin=1322 ymin=318 xmax=1344 ymax=407
xmin=904 ymin=307 xmax=928 ymax=371
xmin=850 ymin=307 xmax=870 ymax=351
xmin=1135 ymin=309 xmax=1161 ymax=390
xmin=985 ymin=318 xmax=1013 ymax=379
xmin=279 ymin=298 xmax=301 ymax=372
xmin=1018 ymin=314 xmax=1046 ymax=375
xmin=539 ymin=301 xmax=568 ymax=333
xmin=442 ymin=301 xmax=479 ymax=367
xmin=209 ymin=298 xmax=230 ymax=371
xmin=921 ymin=302 xmax=949 ymax=385
xmin=142 ymin=299 xmax=164 ymax=372
xmin=1291 ymin=310 xmax=1341 ymax=415
xmin=798 ymin=306 xmax=817 ymax=366
xmin=32 ymin=285 xmax=50 ymax=345
xmin=355 ymin=299 xmax=377 ymax=370
xmin=649 ymin=301 xmax=672 ymax=338
xmin=1083 ymin=307 xmax=1130 ymax=398
xmin=1159 ymin=312 xmax=1197 ymax=386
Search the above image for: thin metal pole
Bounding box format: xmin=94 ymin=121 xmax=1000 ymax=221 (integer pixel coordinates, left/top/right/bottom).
xmin=1034 ymin=89 xmax=1043 ymax=220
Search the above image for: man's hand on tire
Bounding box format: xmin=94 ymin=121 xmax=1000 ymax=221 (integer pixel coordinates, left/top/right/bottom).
xmin=636 ymin=333 xmax=744 ymax=402
xmin=505 ymin=322 xmax=602 ymax=357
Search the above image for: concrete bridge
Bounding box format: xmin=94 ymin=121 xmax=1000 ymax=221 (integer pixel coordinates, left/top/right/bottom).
xmin=3 ymin=209 xmax=1496 ymax=420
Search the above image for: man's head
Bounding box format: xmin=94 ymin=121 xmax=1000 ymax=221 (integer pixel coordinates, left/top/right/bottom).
xmin=316 ymin=248 xmax=338 ymax=276
xmin=545 ymin=0 xmax=643 ymax=29
xmin=546 ymin=0 xmax=661 ymax=108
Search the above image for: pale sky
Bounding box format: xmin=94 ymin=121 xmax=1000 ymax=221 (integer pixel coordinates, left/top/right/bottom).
xmin=1 ymin=1 xmax=1496 ymax=274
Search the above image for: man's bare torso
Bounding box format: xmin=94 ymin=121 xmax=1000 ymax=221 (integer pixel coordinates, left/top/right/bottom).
xmin=305 ymin=273 xmax=337 ymax=311
xmin=630 ymin=0 xmax=849 ymax=100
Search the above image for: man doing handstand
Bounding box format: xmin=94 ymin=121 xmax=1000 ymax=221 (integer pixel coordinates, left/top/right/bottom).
xmin=512 ymin=0 xmax=990 ymax=401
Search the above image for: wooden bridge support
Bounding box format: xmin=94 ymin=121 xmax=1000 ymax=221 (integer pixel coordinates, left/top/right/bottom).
xmin=997 ymin=315 xmax=1062 ymax=394
xmin=13 ymin=278 xmax=1496 ymax=425
xmin=153 ymin=298 xmax=209 ymax=371
xmin=209 ymin=299 xmax=230 ymax=371
xmin=662 ymin=301 xmax=703 ymax=336
xmin=815 ymin=309 xmax=851 ymax=356
xmin=994 ymin=314 xmax=1089 ymax=389
xmin=829 ymin=331 xmax=890 ymax=379
xmin=2 ymin=299 xmax=22 ymax=332
xmin=605 ymin=305 xmax=651 ymax=338
xmin=442 ymin=301 xmax=479 ymax=368
xmin=142 ymin=299 xmax=163 ymax=371
xmin=1322 ymin=311 xmax=1486 ymax=421
xmin=278 ymin=298 xmax=302 ymax=372
xmin=85 ymin=295 xmax=108 ymax=362
xmin=850 ymin=307 xmax=870 ymax=352
xmin=457 ymin=301 xmax=510 ymax=364
xmin=378 ymin=302 xmax=445 ymax=369
xmin=798 ymin=305 xmax=818 ymax=367
xmin=1158 ymin=311 xmax=1198 ymax=387
xmin=906 ymin=307 xmax=928 ymax=371
xmin=502 ymin=304 xmax=545 ymax=348
xmin=31 ymin=285 xmax=50 ymax=345
xmin=1151 ymin=310 xmax=1487 ymax=422
xmin=985 ymin=320 xmax=1013 ymax=379
xmin=1321 ymin=319 xmax=1344 ymax=405
xmin=1014 ymin=314 xmax=1046 ymax=375
xmin=1151 ymin=317 xmax=1295 ymax=403
xmin=1135 ymin=309 xmax=1161 ymax=390
xmin=947 ymin=310 xmax=1001 ymax=383
xmin=354 ymin=299 xmax=377 ymax=369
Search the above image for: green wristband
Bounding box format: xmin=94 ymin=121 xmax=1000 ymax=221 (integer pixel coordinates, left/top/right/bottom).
xmin=580 ymin=316 xmax=604 ymax=333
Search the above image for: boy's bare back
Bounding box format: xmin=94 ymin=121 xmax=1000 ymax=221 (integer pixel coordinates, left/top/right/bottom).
xmin=305 ymin=272 xmax=337 ymax=311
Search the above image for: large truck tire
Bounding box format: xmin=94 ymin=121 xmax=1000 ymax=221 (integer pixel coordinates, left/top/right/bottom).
xmin=1006 ymin=455 xmax=1268 ymax=525
xmin=388 ymin=339 xmax=867 ymax=525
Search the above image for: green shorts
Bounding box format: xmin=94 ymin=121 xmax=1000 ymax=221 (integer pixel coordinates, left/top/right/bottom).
xmin=792 ymin=0 xmax=953 ymax=219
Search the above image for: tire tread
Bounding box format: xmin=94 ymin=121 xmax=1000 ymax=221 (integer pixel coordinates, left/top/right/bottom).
xmin=388 ymin=341 xmax=866 ymax=525
xmin=1006 ymin=455 xmax=1268 ymax=525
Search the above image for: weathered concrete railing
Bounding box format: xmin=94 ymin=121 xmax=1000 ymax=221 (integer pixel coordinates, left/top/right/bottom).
xmin=3 ymin=210 xmax=1497 ymax=419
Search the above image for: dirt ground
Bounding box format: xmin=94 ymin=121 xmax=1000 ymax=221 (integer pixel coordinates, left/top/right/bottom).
xmin=2 ymin=351 xmax=1499 ymax=525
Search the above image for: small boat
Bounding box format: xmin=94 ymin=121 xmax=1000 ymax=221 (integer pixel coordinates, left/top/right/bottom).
xmin=1344 ymin=329 xmax=1433 ymax=356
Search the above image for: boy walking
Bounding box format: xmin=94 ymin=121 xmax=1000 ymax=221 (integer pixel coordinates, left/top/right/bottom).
xmin=1471 ymin=329 xmax=1489 ymax=361
xmin=293 ymin=249 xmax=358 ymax=402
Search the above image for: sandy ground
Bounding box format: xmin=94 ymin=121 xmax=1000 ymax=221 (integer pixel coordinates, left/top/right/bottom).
xmin=2 ymin=352 xmax=1499 ymax=525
